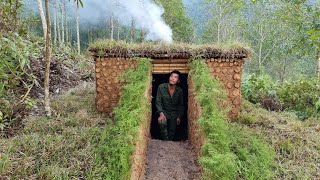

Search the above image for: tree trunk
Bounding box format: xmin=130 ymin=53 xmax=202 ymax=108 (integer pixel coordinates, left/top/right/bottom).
xmin=258 ymin=24 xmax=263 ymax=75
xmin=317 ymin=50 xmax=320 ymax=79
xmin=70 ymin=23 xmax=73 ymax=46
xmin=88 ymin=29 xmax=90 ymax=44
xmin=54 ymin=1 xmax=57 ymax=45
xmin=37 ymin=0 xmax=47 ymax=41
xmin=280 ymin=56 xmax=288 ymax=83
xmin=76 ymin=2 xmax=80 ymax=54
xmin=140 ymin=29 xmax=145 ymax=42
xmin=61 ymin=3 xmax=65 ymax=46
xmin=44 ymin=0 xmax=52 ymax=117
xmin=130 ymin=18 xmax=135 ymax=43
xmin=117 ymin=20 xmax=120 ymax=41
xmin=57 ymin=3 xmax=61 ymax=46
xmin=110 ymin=15 xmax=114 ymax=40
xmin=65 ymin=4 xmax=69 ymax=45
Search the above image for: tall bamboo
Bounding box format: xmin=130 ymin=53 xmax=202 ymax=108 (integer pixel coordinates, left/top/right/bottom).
xmin=57 ymin=3 xmax=61 ymax=45
xmin=61 ymin=3 xmax=65 ymax=45
xmin=54 ymin=1 xmax=57 ymax=45
xmin=130 ymin=18 xmax=135 ymax=43
xmin=44 ymin=0 xmax=52 ymax=117
xmin=76 ymin=1 xmax=80 ymax=54
xmin=317 ymin=50 xmax=320 ymax=79
xmin=110 ymin=15 xmax=114 ymax=40
xmin=65 ymin=4 xmax=69 ymax=44
xmin=37 ymin=0 xmax=47 ymax=42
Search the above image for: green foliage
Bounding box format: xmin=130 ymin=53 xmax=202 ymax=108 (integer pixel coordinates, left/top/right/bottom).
xmin=89 ymin=58 xmax=151 ymax=179
xmin=189 ymin=59 xmax=274 ymax=179
xmin=277 ymin=78 xmax=320 ymax=119
xmin=156 ymin=0 xmax=194 ymax=43
xmin=242 ymin=73 xmax=320 ymax=119
xmin=0 ymin=0 xmax=26 ymax=34
xmin=0 ymin=32 xmax=40 ymax=129
xmin=241 ymin=73 xmax=276 ymax=104
xmin=201 ymin=0 xmax=244 ymax=43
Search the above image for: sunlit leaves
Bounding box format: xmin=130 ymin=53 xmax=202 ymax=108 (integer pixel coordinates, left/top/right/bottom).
xmin=307 ymin=29 xmax=320 ymax=40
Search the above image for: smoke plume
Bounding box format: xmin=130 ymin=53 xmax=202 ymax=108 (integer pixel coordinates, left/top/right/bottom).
xmin=80 ymin=0 xmax=173 ymax=43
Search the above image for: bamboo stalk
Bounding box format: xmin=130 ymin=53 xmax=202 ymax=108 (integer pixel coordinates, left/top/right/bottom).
xmin=153 ymin=67 xmax=189 ymax=71
xmin=152 ymin=64 xmax=189 ymax=67
xmin=152 ymin=70 xmax=189 ymax=74
xmin=152 ymin=59 xmax=189 ymax=64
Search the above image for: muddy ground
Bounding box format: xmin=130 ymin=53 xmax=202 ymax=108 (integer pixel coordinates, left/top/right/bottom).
xmin=145 ymin=139 xmax=201 ymax=180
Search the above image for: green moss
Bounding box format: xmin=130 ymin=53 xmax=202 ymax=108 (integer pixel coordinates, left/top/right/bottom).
xmin=189 ymin=59 xmax=274 ymax=179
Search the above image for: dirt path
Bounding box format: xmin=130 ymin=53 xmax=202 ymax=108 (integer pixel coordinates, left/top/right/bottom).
xmin=145 ymin=139 xmax=201 ymax=180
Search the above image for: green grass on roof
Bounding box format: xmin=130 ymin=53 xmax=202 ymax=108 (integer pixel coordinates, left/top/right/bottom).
xmin=88 ymin=39 xmax=252 ymax=58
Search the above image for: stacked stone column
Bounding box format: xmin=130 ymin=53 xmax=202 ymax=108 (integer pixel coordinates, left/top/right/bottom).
xmin=95 ymin=57 xmax=138 ymax=113
xmin=206 ymin=59 xmax=244 ymax=119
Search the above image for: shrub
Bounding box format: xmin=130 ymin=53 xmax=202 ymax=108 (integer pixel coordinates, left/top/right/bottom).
xmin=241 ymin=73 xmax=275 ymax=104
xmin=0 ymin=32 xmax=40 ymax=130
xmin=242 ymin=73 xmax=320 ymax=119
xmin=277 ymin=78 xmax=320 ymax=119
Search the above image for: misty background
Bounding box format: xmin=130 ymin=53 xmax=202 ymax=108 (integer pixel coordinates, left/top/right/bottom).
xmin=21 ymin=0 xmax=320 ymax=81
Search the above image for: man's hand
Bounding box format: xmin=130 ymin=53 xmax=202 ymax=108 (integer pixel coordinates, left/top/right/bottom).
xmin=177 ymin=117 xmax=181 ymax=125
xmin=158 ymin=112 xmax=167 ymax=123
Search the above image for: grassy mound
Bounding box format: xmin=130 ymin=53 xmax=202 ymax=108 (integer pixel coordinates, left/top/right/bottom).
xmin=239 ymin=100 xmax=320 ymax=179
xmin=0 ymin=82 xmax=107 ymax=179
xmin=189 ymin=59 xmax=274 ymax=179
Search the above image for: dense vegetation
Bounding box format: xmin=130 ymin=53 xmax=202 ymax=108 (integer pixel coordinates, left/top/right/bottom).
xmin=189 ymin=60 xmax=274 ymax=179
xmin=0 ymin=32 xmax=39 ymax=129
xmin=242 ymin=74 xmax=320 ymax=119
xmin=0 ymin=0 xmax=93 ymax=131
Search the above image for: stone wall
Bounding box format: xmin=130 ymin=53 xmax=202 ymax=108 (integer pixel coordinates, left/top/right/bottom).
xmin=95 ymin=57 xmax=138 ymax=113
xmin=206 ymin=59 xmax=244 ymax=119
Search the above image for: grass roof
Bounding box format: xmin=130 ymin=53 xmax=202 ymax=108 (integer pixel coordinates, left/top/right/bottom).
xmin=89 ymin=39 xmax=252 ymax=59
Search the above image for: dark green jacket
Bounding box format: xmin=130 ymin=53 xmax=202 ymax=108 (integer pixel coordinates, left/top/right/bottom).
xmin=156 ymin=83 xmax=184 ymax=119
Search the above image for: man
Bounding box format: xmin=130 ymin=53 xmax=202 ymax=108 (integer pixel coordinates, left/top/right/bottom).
xmin=156 ymin=70 xmax=184 ymax=140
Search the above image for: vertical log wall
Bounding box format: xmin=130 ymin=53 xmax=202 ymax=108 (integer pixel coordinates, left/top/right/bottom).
xmin=206 ymin=59 xmax=244 ymax=119
xmin=95 ymin=57 xmax=138 ymax=113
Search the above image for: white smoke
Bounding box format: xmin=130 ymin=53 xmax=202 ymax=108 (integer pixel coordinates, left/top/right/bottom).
xmin=80 ymin=0 xmax=173 ymax=43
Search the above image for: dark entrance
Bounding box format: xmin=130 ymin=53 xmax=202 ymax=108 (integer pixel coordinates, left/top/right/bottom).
xmin=151 ymin=74 xmax=188 ymax=141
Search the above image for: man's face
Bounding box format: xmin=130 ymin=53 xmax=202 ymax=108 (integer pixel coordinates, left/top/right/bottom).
xmin=169 ymin=73 xmax=180 ymax=85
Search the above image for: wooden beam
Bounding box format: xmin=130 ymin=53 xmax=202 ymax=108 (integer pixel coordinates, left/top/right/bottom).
xmin=152 ymin=70 xmax=189 ymax=74
xmin=152 ymin=59 xmax=189 ymax=64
